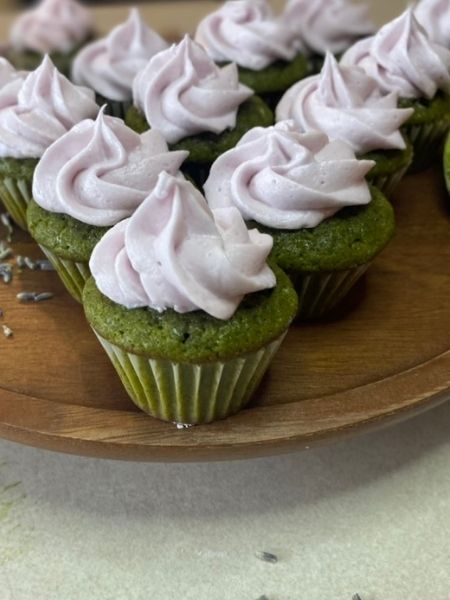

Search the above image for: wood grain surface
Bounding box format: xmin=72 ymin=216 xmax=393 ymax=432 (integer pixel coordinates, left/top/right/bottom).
xmin=0 ymin=167 xmax=449 ymax=461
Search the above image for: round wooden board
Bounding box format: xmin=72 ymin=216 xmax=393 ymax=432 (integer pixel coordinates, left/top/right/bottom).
xmin=0 ymin=167 xmax=449 ymax=462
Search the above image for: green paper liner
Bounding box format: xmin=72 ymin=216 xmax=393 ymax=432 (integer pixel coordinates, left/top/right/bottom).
xmin=0 ymin=175 xmax=32 ymax=230
xmin=286 ymin=264 xmax=370 ymax=320
xmin=39 ymin=245 xmax=90 ymax=303
xmin=96 ymin=94 xmax=133 ymax=119
xmin=366 ymin=163 xmax=410 ymax=197
xmin=403 ymin=119 xmax=450 ymax=173
xmin=93 ymin=331 xmax=286 ymax=425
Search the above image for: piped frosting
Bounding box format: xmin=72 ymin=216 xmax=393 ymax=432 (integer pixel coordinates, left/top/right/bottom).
xmin=132 ymin=35 xmax=253 ymax=144
xmin=72 ymin=9 xmax=168 ymax=102
xmin=415 ymin=0 xmax=450 ymax=49
xmin=33 ymin=107 xmax=188 ymax=226
xmin=90 ymin=171 xmax=276 ymax=319
xmin=204 ymin=123 xmax=374 ymax=230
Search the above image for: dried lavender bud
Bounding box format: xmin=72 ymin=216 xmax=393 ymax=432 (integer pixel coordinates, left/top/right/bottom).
xmin=175 ymin=422 xmax=193 ymax=429
xmin=34 ymin=292 xmax=54 ymax=302
xmin=16 ymin=292 xmax=37 ymax=303
xmin=36 ymin=259 xmax=54 ymax=271
xmin=0 ymin=264 xmax=12 ymax=284
xmin=24 ymin=257 xmax=37 ymax=270
xmin=0 ymin=241 xmax=12 ymax=260
xmin=255 ymin=551 xmax=278 ymax=564
xmin=2 ymin=324 xmax=13 ymax=338
xmin=1 ymin=213 xmax=13 ymax=241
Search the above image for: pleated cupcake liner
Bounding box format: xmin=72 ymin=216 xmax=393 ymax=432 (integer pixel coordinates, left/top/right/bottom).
xmin=366 ymin=162 xmax=410 ymax=198
xmin=287 ymin=264 xmax=370 ymax=320
xmin=39 ymin=245 xmax=90 ymax=303
xmin=95 ymin=94 xmax=133 ymax=119
xmin=93 ymin=331 xmax=286 ymax=425
xmin=0 ymin=175 xmax=32 ymax=231
xmin=403 ymin=119 xmax=450 ymax=174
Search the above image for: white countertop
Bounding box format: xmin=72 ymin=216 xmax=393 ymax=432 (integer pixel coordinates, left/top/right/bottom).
xmin=1 ymin=399 xmax=449 ymax=600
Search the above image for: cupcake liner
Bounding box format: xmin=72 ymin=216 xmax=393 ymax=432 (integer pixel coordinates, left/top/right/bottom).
xmin=94 ymin=331 xmax=286 ymax=425
xmin=366 ymin=162 xmax=410 ymax=197
xmin=0 ymin=175 xmax=32 ymax=230
xmin=39 ymin=245 xmax=90 ymax=303
xmin=287 ymin=264 xmax=370 ymax=320
xmin=96 ymin=94 xmax=133 ymax=119
xmin=403 ymin=119 xmax=450 ymax=173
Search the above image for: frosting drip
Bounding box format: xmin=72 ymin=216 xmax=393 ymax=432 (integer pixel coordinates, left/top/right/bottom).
xmin=276 ymin=53 xmax=414 ymax=154
xmin=90 ymin=171 xmax=275 ymax=319
xmin=10 ymin=0 xmax=93 ymax=54
xmin=0 ymin=56 xmax=98 ymax=158
xmin=132 ymin=35 xmax=252 ymax=144
xmin=204 ymin=123 xmax=374 ymax=230
xmin=33 ymin=108 xmax=188 ymax=226
xmin=72 ymin=9 xmax=168 ymax=102
xmin=341 ymin=9 xmax=450 ymax=99
xmin=415 ymin=0 xmax=450 ymax=48
xmin=195 ymin=0 xmax=297 ymax=70
xmin=282 ymin=0 xmax=374 ymax=55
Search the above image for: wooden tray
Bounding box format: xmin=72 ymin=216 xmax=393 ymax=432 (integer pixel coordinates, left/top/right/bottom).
xmin=0 ymin=168 xmax=449 ymax=462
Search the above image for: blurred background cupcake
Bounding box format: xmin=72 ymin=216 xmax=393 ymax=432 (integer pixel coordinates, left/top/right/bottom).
xmin=414 ymin=0 xmax=450 ymax=50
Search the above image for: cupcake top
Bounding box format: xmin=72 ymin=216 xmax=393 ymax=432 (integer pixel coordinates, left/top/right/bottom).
xmin=72 ymin=9 xmax=168 ymax=102
xmin=0 ymin=56 xmax=98 ymax=159
xmin=132 ymin=35 xmax=253 ymax=144
xmin=276 ymin=53 xmax=414 ymax=154
xmin=341 ymin=8 xmax=450 ymax=99
xmin=10 ymin=0 xmax=93 ymax=54
xmin=33 ymin=108 xmax=188 ymax=226
xmin=204 ymin=123 xmax=374 ymax=230
xmin=194 ymin=0 xmax=298 ymax=71
xmin=281 ymin=0 xmax=374 ymax=56
xmin=90 ymin=171 xmax=275 ymax=319
xmin=415 ymin=0 xmax=450 ymax=49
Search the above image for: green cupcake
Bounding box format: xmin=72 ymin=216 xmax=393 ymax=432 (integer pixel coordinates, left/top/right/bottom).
xmin=28 ymin=108 xmax=188 ymax=302
xmin=204 ymin=125 xmax=394 ymax=320
xmin=84 ymin=172 xmax=297 ymax=425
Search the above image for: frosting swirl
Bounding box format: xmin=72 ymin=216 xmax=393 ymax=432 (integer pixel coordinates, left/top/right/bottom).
xmin=0 ymin=58 xmax=27 ymax=111
xmin=132 ymin=35 xmax=253 ymax=144
xmin=281 ymin=0 xmax=374 ymax=56
xmin=276 ymin=53 xmax=414 ymax=154
xmin=90 ymin=171 xmax=275 ymax=319
xmin=341 ymin=9 xmax=450 ymax=99
xmin=195 ymin=0 xmax=297 ymax=70
xmin=204 ymin=123 xmax=374 ymax=230
xmin=415 ymin=0 xmax=450 ymax=49
xmin=10 ymin=0 xmax=93 ymax=54
xmin=33 ymin=108 xmax=188 ymax=227
xmin=72 ymin=9 xmax=168 ymax=102
xmin=0 ymin=56 xmax=98 ymax=159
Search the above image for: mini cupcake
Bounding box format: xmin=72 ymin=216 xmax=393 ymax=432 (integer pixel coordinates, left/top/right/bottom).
xmin=195 ymin=0 xmax=307 ymax=102
xmin=0 ymin=56 xmax=98 ymax=230
xmin=341 ymin=9 xmax=450 ymax=172
xmin=276 ymin=52 xmax=414 ymax=195
xmin=281 ymin=0 xmax=375 ymax=73
xmin=204 ymin=124 xmax=395 ymax=320
xmin=72 ymin=8 xmax=168 ymax=118
xmin=84 ymin=171 xmax=298 ymax=425
xmin=27 ymin=107 xmax=187 ymax=302
xmin=8 ymin=0 xmax=94 ymax=76
xmin=127 ymin=35 xmax=273 ymax=185
xmin=415 ymin=0 xmax=450 ymax=49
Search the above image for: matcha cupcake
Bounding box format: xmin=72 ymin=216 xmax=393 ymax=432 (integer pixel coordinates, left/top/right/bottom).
xmin=281 ymin=0 xmax=375 ymax=74
xmin=342 ymin=9 xmax=450 ymax=172
xmin=204 ymin=124 xmax=394 ymax=320
xmin=415 ymin=0 xmax=450 ymax=49
xmin=28 ymin=108 xmax=187 ymax=302
xmin=276 ymin=52 xmax=414 ymax=196
xmin=72 ymin=9 xmax=168 ymax=118
xmin=127 ymin=35 xmax=273 ymax=185
xmin=84 ymin=171 xmax=297 ymax=425
xmin=8 ymin=0 xmax=94 ymax=77
xmin=0 ymin=56 xmax=98 ymax=230
xmin=194 ymin=0 xmax=307 ymax=105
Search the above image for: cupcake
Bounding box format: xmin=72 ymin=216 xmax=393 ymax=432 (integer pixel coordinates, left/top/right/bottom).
xmin=8 ymin=0 xmax=94 ymax=77
xmin=28 ymin=107 xmax=188 ymax=302
xmin=204 ymin=124 xmax=395 ymax=320
xmin=276 ymin=52 xmax=414 ymax=195
xmin=341 ymin=9 xmax=450 ymax=172
xmin=84 ymin=171 xmax=298 ymax=425
xmin=415 ymin=0 xmax=450 ymax=49
xmin=0 ymin=55 xmax=98 ymax=230
xmin=194 ymin=0 xmax=307 ymax=104
xmin=126 ymin=35 xmax=273 ymax=185
xmin=281 ymin=0 xmax=375 ymax=73
xmin=72 ymin=8 xmax=168 ymax=118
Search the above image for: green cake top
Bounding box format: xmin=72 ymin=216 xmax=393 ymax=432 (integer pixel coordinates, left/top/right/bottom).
xmin=399 ymin=92 xmax=450 ymax=126
xmin=236 ymin=52 xmax=309 ymax=94
xmin=0 ymin=156 xmax=38 ymax=180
